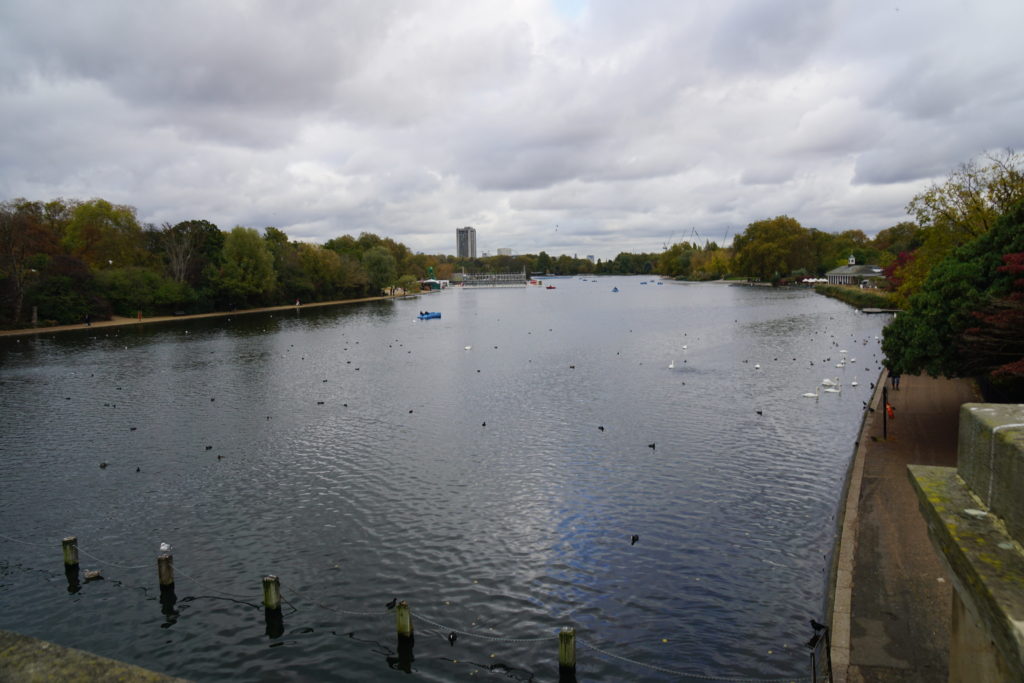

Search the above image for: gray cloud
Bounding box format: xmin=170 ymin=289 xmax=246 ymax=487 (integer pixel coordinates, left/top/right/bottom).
xmin=1 ymin=0 xmax=1022 ymax=260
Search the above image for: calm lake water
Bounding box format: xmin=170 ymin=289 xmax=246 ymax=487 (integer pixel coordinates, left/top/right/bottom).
xmin=0 ymin=277 xmax=888 ymax=681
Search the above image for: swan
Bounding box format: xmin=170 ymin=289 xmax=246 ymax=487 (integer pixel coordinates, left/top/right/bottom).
xmin=802 ymin=388 xmax=820 ymax=398
xmin=669 ymin=360 xmax=675 ymax=369
xmin=824 ymin=383 xmax=842 ymax=393
xmin=822 ymin=377 xmax=839 ymax=386
xmin=682 ymin=344 xmax=688 ymax=350
xmin=754 ymin=363 xmax=761 ymax=369
xmin=851 ymin=380 xmax=859 ymax=387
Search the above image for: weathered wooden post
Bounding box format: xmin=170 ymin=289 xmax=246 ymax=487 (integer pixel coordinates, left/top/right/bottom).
xmin=558 ymin=626 xmax=576 ymax=681
xmin=262 ymin=575 xmax=281 ymax=610
xmin=262 ymin=575 xmax=283 ymax=638
xmin=62 ymin=536 xmax=80 ymax=592
xmin=62 ymin=536 xmax=79 ymax=568
xmin=157 ymin=553 xmax=176 ymax=616
xmin=395 ymin=600 xmax=414 ymax=672
xmin=157 ymin=554 xmax=174 ymax=589
xmin=395 ymin=600 xmax=414 ymax=639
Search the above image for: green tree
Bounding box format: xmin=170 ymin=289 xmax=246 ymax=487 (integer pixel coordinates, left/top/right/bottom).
xmin=95 ymin=266 xmax=194 ymax=316
xmin=882 ymin=201 xmax=1024 ymax=384
xmin=396 ymin=274 xmax=420 ymax=295
xmin=297 ymin=242 xmax=344 ymax=300
xmin=362 ymin=246 xmax=397 ymax=294
xmin=215 ymin=227 xmax=276 ymax=305
xmin=732 ymin=216 xmax=811 ymax=280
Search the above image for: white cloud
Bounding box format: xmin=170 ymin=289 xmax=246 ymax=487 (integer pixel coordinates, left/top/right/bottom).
xmin=1 ymin=0 xmax=1022 ymax=260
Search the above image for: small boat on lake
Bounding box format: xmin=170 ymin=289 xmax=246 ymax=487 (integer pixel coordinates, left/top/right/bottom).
xmin=546 ymin=285 xmax=556 ymax=290
xmin=418 ymin=312 xmax=441 ymax=320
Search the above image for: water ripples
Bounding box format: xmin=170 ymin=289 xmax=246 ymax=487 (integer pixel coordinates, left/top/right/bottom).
xmin=0 ymin=279 xmax=888 ymax=680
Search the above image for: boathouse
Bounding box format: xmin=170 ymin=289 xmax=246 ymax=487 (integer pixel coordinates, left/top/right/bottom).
xmin=826 ymin=255 xmax=885 ymax=287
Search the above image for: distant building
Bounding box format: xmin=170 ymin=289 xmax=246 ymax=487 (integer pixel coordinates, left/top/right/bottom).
xmin=826 ymin=254 xmax=886 ymax=287
xmin=456 ymin=226 xmax=477 ymax=259
xmin=497 ymin=248 xmax=512 ymax=256
xmin=587 ymin=255 xmax=596 ymax=263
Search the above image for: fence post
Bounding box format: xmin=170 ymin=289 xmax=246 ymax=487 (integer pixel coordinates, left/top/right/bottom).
xmin=262 ymin=575 xmax=283 ymax=638
xmin=262 ymin=575 xmax=281 ymax=610
xmin=393 ymin=600 xmax=415 ymax=672
xmin=157 ymin=554 xmax=174 ymax=589
xmin=396 ymin=600 xmax=413 ymax=639
xmin=62 ymin=536 xmax=79 ymax=568
xmin=559 ymin=626 xmax=576 ymax=681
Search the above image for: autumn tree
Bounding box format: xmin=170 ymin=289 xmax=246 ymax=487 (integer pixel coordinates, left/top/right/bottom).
xmin=62 ymin=199 xmax=148 ymax=269
xmin=882 ymin=201 xmax=1024 ymax=393
xmin=0 ymin=199 xmax=60 ymax=324
xmin=894 ymin=150 xmax=1024 ymax=303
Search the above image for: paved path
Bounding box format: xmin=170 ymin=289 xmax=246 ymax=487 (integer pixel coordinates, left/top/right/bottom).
xmin=0 ymin=295 xmax=398 ymax=338
xmin=833 ymin=372 xmax=980 ymax=682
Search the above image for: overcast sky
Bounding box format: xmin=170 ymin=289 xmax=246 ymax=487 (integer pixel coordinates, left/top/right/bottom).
xmin=2 ymin=1 xmax=1022 ymax=260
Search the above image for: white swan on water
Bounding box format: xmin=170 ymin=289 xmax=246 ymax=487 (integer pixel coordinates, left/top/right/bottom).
xmin=669 ymin=360 xmax=675 ymax=369
xmin=822 ymin=377 xmax=839 ymax=386
xmin=802 ymin=388 xmax=820 ymax=398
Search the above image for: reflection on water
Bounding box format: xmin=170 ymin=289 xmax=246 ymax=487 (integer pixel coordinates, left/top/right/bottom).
xmin=0 ymin=278 xmax=888 ymax=681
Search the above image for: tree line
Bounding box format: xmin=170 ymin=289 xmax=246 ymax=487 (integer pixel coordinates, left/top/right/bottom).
xmin=3 ymin=150 xmax=1021 ymax=398
xmin=0 ymin=199 xmax=664 ymax=328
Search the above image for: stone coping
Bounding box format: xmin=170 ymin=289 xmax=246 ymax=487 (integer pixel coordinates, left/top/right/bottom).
xmin=907 ymin=465 xmax=1024 ymax=682
xmin=0 ymin=629 xmax=187 ymax=681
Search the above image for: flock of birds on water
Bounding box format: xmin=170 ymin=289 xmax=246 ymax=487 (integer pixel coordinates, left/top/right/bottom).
xmin=10 ymin=301 xmax=888 ymax=587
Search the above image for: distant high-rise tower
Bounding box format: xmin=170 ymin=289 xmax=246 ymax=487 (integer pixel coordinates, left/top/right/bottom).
xmin=456 ymin=226 xmax=477 ymax=259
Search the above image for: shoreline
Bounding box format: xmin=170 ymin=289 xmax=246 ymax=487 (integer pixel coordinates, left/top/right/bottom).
xmin=0 ymin=294 xmax=410 ymax=338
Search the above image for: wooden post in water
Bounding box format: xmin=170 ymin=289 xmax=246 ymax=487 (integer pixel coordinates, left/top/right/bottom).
xmin=157 ymin=554 xmax=174 ymax=588
xmin=394 ymin=600 xmax=414 ymax=672
xmin=396 ymin=600 xmax=413 ymax=639
xmin=62 ymin=536 xmax=80 ymax=592
xmin=262 ymin=575 xmax=281 ymax=610
xmin=558 ymin=626 xmax=576 ymax=680
xmin=157 ymin=554 xmax=177 ymax=615
xmin=62 ymin=536 xmax=79 ymax=568
xmin=262 ymin=575 xmax=283 ymax=638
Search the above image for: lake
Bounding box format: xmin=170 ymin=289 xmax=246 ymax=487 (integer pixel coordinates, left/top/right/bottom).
xmin=0 ymin=277 xmax=889 ymax=681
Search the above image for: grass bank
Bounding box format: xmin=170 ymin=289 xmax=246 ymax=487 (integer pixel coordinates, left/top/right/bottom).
xmin=814 ymin=284 xmax=898 ymax=310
